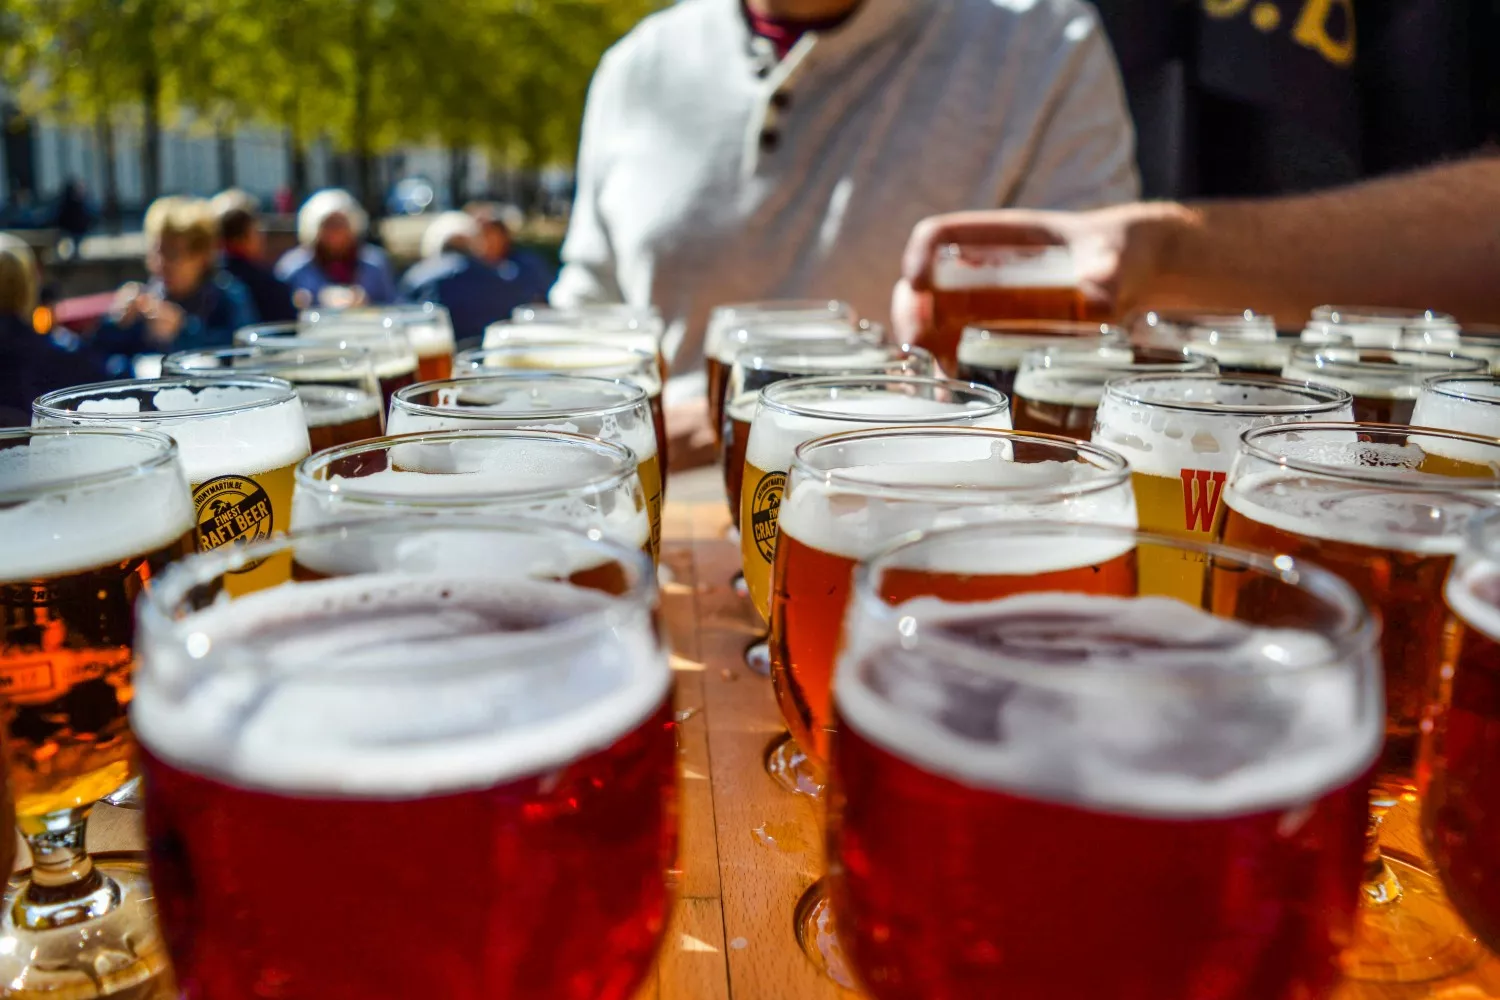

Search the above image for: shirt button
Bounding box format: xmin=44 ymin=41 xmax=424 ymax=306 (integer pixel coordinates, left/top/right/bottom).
xmin=760 ymin=130 xmax=780 ymax=152
xmin=771 ymin=91 xmax=792 ymax=111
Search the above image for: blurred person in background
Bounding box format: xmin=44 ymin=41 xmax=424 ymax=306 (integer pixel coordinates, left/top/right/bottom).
xmin=212 ymin=188 xmax=297 ymax=323
xmin=0 ymin=233 xmax=105 ymax=425
xmin=54 ymin=178 xmax=92 ymax=257
xmin=895 ymin=155 xmax=1500 ymax=336
xmin=275 ymin=188 xmax=395 ymax=308
xmin=553 ymin=0 xmax=1138 ymax=457
xmin=399 ymin=210 xmax=517 ymax=345
xmin=93 ymin=196 xmax=257 ymax=373
xmin=466 ymin=201 xmax=554 ymax=301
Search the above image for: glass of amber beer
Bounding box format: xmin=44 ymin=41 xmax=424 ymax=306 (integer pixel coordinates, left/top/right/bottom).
xmin=0 ymin=427 xmax=195 ymax=996
xmin=1220 ymin=422 xmax=1500 ymax=980
xmin=163 ymin=344 xmax=385 ymax=453
xmin=955 ymin=320 xmax=1121 ymax=397
xmin=828 ymin=521 xmax=1380 ymax=1000
xmin=1093 ymin=374 xmax=1352 ymax=603
xmin=1283 ymin=346 xmax=1485 ymax=425
xmin=292 ymin=429 xmax=652 ymax=565
xmin=1302 ymin=305 xmax=1458 ymax=349
xmin=133 ymin=515 xmax=676 ymax=1000
xmin=1012 ymin=344 xmax=1214 ymax=440
xmin=237 ymin=321 xmax=420 ymax=415
xmin=34 ymin=376 xmax=312 ymax=597
xmin=1412 ymin=374 xmax=1500 ymax=435
xmin=1426 ymin=510 xmax=1500 ymax=955
xmin=927 ymin=243 xmax=1100 ymax=371
xmin=389 ymin=374 xmax=664 ymax=561
xmin=302 ymin=303 xmax=456 ymax=382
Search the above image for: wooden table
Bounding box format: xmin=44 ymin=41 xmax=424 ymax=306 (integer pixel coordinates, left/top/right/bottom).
xmin=48 ymin=471 xmax=1500 ymax=999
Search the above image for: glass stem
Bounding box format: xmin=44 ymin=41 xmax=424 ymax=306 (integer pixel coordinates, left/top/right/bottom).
xmin=13 ymin=805 xmax=119 ymax=930
xmin=1362 ymin=808 xmax=1403 ymax=906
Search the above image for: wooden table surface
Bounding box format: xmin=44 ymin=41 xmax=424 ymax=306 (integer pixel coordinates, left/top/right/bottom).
xmin=45 ymin=469 xmax=1500 ymax=999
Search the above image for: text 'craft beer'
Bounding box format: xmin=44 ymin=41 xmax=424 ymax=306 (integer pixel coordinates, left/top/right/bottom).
xmin=135 ymin=562 xmax=675 ymax=1000
xmin=1283 ymin=346 xmax=1485 ymax=426
xmin=32 ymin=377 xmax=311 ymax=596
xmin=1426 ymin=520 xmax=1500 ymax=953
xmin=955 ymin=321 xmax=1121 ymax=398
xmin=1012 ymin=345 xmax=1214 ymax=441
xmin=291 ymin=431 xmax=652 ymax=582
xmin=829 ymin=562 xmax=1379 ymax=999
xmin=1218 ymin=426 xmax=1500 ymax=802
xmin=1093 ymin=375 xmax=1351 ymax=604
xmin=770 ymin=429 xmax=1136 ymax=772
xmin=738 ymin=377 xmax=1011 ymax=622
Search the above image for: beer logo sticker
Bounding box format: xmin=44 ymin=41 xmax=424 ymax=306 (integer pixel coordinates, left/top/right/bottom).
xmin=193 ymin=475 xmax=274 ymax=570
xmin=1180 ymin=469 xmax=1228 ymax=533
xmin=751 ymin=472 xmax=786 ymax=563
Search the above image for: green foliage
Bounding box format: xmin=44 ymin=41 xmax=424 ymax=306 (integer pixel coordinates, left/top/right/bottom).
xmin=0 ymin=0 xmax=662 ymax=166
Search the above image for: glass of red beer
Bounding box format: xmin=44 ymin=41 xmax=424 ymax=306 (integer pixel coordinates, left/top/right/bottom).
xmin=828 ymin=521 xmax=1381 ymax=1000
xmin=1425 ymin=509 xmax=1500 ymax=954
xmin=134 ymin=515 xmax=677 ymax=1000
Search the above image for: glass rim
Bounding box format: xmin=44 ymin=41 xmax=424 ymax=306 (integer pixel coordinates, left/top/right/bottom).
xmin=163 ymin=343 xmax=374 ymax=375
xmin=33 ymin=374 xmax=300 ymax=423
xmin=138 ymin=513 xmax=659 ymax=657
xmin=758 ymin=374 xmax=1010 ymax=423
xmin=234 ymin=321 xmax=299 ymax=343
xmin=850 ymin=520 xmax=1379 ymax=682
xmin=1024 ymin=344 xmax=1213 ymax=375
xmin=0 ymin=425 xmax=182 ymax=504
xmin=1421 ymin=373 xmax=1500 ymax=407
xmin=1101 ymin=373 xmax=1353 ymax=416
xmin=789 ymin=426 xmax=1132 ymax=504
xmin=1310 ymin=304 xmax=1457 ymax=327
xmin=960 ymin=320 xmax=1123 ymax=341
xmin=507 ymin=306 xmax=664 ymax=335
xmin=294 ymin=428 xmax=640 ymax=506
xmin=390 ymin=373 xmax=650 ymax=423
xmin=454 ymin=340 xmax=657 ymax=374
xmin=1238 ymin=421 xmax=1500 ymax=491
xmin=730 ymin=340 xmax=931 ymax=375
xmin=302 ymin=302 xmax=453 ymax=324
xmin=715 ymin=319 xmax=879 ymax=358
xmin=1286 ymin=344 xmax=1487 ymax=376
xmin=709 ymin=298 xmax=848 ymax=319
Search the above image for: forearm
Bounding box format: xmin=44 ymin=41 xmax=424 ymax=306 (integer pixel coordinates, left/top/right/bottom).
xmin=1143 ymin=157 xmax=1500 ymax=323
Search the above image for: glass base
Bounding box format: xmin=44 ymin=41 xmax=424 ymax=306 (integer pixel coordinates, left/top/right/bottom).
xmin=793 ymin=878 xmax=854 ymax=989
xmin=1342 ymin=853 xmax=1481 ymax=983
xmin=743 ymin=639 xmax=771 ymax=677
xmin=0 ymin=853 xmax=175 ymax=998
xmin=764 ymin=732 xmax=824 ymax=799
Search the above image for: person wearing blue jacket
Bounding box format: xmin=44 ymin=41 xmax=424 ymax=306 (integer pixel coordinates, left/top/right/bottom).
xmin=0 ymin=234 xmax=107 ymax=425
xmin=275 ymin=188 xmax=396 ymax=308
xmin=399 ymin=211 xmax=532 ymax=346
xmin=92 ymin=197 xmax=258 ymax=374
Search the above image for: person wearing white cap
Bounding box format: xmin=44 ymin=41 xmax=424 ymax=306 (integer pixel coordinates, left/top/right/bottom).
xmin=274 ymin=188 xmax=396 ymax=308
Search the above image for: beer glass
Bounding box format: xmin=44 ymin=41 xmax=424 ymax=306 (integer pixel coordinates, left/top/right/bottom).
xmin=292 ymin=429 xmax=652 ymax=570
xmin=34 ymin=376 xmax=311 ymax=596
xmin=1093 ymin=374 xmax=1352 ymax=602
xmin=163 ymin=344 xmax=384 ymax=453
xmin=740 ymin=376 xmax=1011 ymax=629
xmin=303 ymin=303 xmax=456 ymax=381
xmin=496 ymin=310 xmax=667 ymax=383
xmin=1178 ymin=312 xmax=1290 ymax=374
xmin=1283 ymin=346 xmax=1486 ymax=425
xmin=955 ymin=320 xmax=1122 ymax=397
xmin=455 ymin=342 xmax=666 ymax=479
xmin=828 ymin=521 xmax=1380 ymax=1000
xmin=1012 ymin=344 xmax=1215 ymax=439
xmin=1412 ymin=374 xmax=1500 ymax=435
xmin=1426 ymin=509 xmax=1500 ymax=954
xmin=1302 ymin=305 xmax=1459 ymax=349
xmin=237 ymin=321 xmax=420 ymax=413
xmin=134 ymin=515 xmax=676 ymax=1000
xmin=0 ymin=427 xmax=194 ymax=996
xmin=1221 ymin=422 xmax=1500 ymax=980
xmin=1405 ymin=324 xmax=1500 ymax=373
xmin=928 ymin=243 xmax=1100 ymax=371
xmin=515 ymin=302 xmax=662 ymax=325
xmin=389 ymin=375 xmax=664 ymax=561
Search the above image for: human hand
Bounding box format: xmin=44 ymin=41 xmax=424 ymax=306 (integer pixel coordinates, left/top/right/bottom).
xmin=144 ymin=299 xmax=185 ymax=345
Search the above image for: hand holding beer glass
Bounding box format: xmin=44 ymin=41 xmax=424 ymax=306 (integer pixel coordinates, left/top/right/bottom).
xmin=827 ymin=522 xmax=1380 ymax=999
xmin=133 ymin=516 xmax=676 ymax=1000
xmin=0 ymin=428 xmax=195 ymax=996
xmin=1219 ymin=423 xmax=1500 ymax=980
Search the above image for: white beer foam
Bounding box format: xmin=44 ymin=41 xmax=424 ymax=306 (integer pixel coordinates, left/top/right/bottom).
xmin=406 ymin=322 xmax=455 ymax=358
xmin=485 ymin=321 xmax=658 ymax=359
xmin=780 ymin=452 xmax=1137 ymax=562
xmin=959 ymin=334 xmax=1108 ymax=371
xmin=1303 ymin=322 xmax=1460 ymax=350
xmin=291 ymin=442 xmax=650 ymax=552
xmin=711 ymin=320 xmax=861 ymax=364
xmin=933 ymin=246 xmax=1077 ymax=290
xmin=469 ymin=346 xmax=662 ymax=394
xmin=1224 ymin=466 xmax=1495 ymax=555
xmin=745 ymin=393 xmax=1011 ymax=474
xmin=1012 ymin=346 xmax=1143 ymax=407
xmin=836 ymin=591 xmax=1380 ymax=817
xmin=1183 ymin=341 xmax=1290 ymax=370
xmin=38 ymin=383 xmax=311 ymax=482
xmin=297 ymin=386 xmax=382 ymax=429
xmin=0 ymin=435 xmax=196 ymax=581
xmin=387 ymin=383 xmax=658 ymax=461
xmin=1412 ymin=380 xmax=1500 ymax=440
xmin=1094 ymin=382 xmax=1352 ymax=478
xmin=132 ymin=574 xmax=670 ymax=796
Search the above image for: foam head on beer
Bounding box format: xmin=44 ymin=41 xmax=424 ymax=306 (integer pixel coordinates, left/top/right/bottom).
xmin=484 ymin=319 xmax=661 ymax=360
xmin=1413 ymin=375 xmax=1500 ymax=438
xmin=1302 ymin=305 xmax=1459 ymax=349
xmin=1282 ymin=346 xmax=1487 ymax=424
xmin=836 ymin=590 xmax=1380 ymax=815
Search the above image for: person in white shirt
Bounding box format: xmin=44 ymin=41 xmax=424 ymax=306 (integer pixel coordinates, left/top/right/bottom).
xmin=552 ymin=0 xmax=1140 ymax=461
